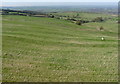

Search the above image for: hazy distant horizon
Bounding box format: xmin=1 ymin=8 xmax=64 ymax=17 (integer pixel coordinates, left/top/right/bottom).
xmin=2 ymin=2 xmax=118 ymax=7
xmin=3 ymin=0 xmax=119 ymax=2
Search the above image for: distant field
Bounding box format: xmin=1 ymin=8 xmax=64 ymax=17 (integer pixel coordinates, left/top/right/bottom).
xmin=2 ymin=14 xmax=118 ymax=82
xmin=52 ymin=12 xmax=118 ymax=20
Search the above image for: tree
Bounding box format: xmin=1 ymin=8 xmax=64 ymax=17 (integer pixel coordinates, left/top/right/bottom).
xmin=51 ymin=15 xmax=54 ymax=18
xmin=76 ymin=13 xmax=79 ymax=17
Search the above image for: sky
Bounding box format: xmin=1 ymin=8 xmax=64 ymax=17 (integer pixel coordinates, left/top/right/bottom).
xmin=2 ymin=0 xmax=120 ymax=2
xmin=1 ymin=0 xmax=119 ymax=6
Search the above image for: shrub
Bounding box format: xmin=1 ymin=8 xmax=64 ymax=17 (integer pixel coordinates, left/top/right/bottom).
xmin=76 ymin=20 xmax=82 ymax=25
xmin=99 ymin=26 xmax=104 ymax=30
xmin=92 ymin=17 xmax=104 ymax=22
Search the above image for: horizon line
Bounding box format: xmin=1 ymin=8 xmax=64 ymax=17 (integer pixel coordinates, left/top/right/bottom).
xmin=2 ymin=1 xmax=120 ymax=3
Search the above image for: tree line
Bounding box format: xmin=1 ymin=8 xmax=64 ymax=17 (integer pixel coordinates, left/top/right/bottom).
xmin=1 ymin=9 xmax=105 ymax=26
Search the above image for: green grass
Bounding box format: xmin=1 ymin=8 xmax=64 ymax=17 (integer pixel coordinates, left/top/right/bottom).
xmin=52 ymin=12 xmax=117 ymax=20
xmin=0 ymin=15 xmax=2 ymax=82
xmin=2 ymin=15 xmax=118 ymax=82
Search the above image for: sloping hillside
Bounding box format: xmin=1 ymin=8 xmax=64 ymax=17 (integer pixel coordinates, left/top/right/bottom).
xmin=2 ymin=15 xmax=118 ymax=82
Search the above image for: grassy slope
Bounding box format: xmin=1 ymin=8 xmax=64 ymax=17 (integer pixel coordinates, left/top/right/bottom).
xmin=2 ymin=15 xmax=118 ymax=82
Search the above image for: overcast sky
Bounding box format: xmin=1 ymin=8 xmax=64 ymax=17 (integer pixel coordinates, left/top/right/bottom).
xmin=2 ymin=0 xmax=119 ymax=2
xmin=1 ymin=0 xmax=119 ymax=6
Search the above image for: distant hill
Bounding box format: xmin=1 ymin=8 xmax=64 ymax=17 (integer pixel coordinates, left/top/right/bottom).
xmin=2 ymin=2 xmax=118 ymax=14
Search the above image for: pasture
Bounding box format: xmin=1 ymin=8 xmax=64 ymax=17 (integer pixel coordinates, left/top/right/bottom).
xmin=2 ymin=13 xmax=118 ymax=82
xmin=51 ymin=12 xmax=117 ymax=20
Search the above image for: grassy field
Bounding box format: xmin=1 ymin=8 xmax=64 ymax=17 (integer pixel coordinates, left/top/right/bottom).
xmin=51 ymin=12 xmax=117 ymax=20
xmin=0 ymin=15 xmax=2 ymax=82
xmin=2 ymin=14 xmax=118 ymax=82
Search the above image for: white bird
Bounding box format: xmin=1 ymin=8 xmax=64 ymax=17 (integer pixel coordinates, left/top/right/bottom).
xmin=101 ymin=37 xmax=105 ymax=41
